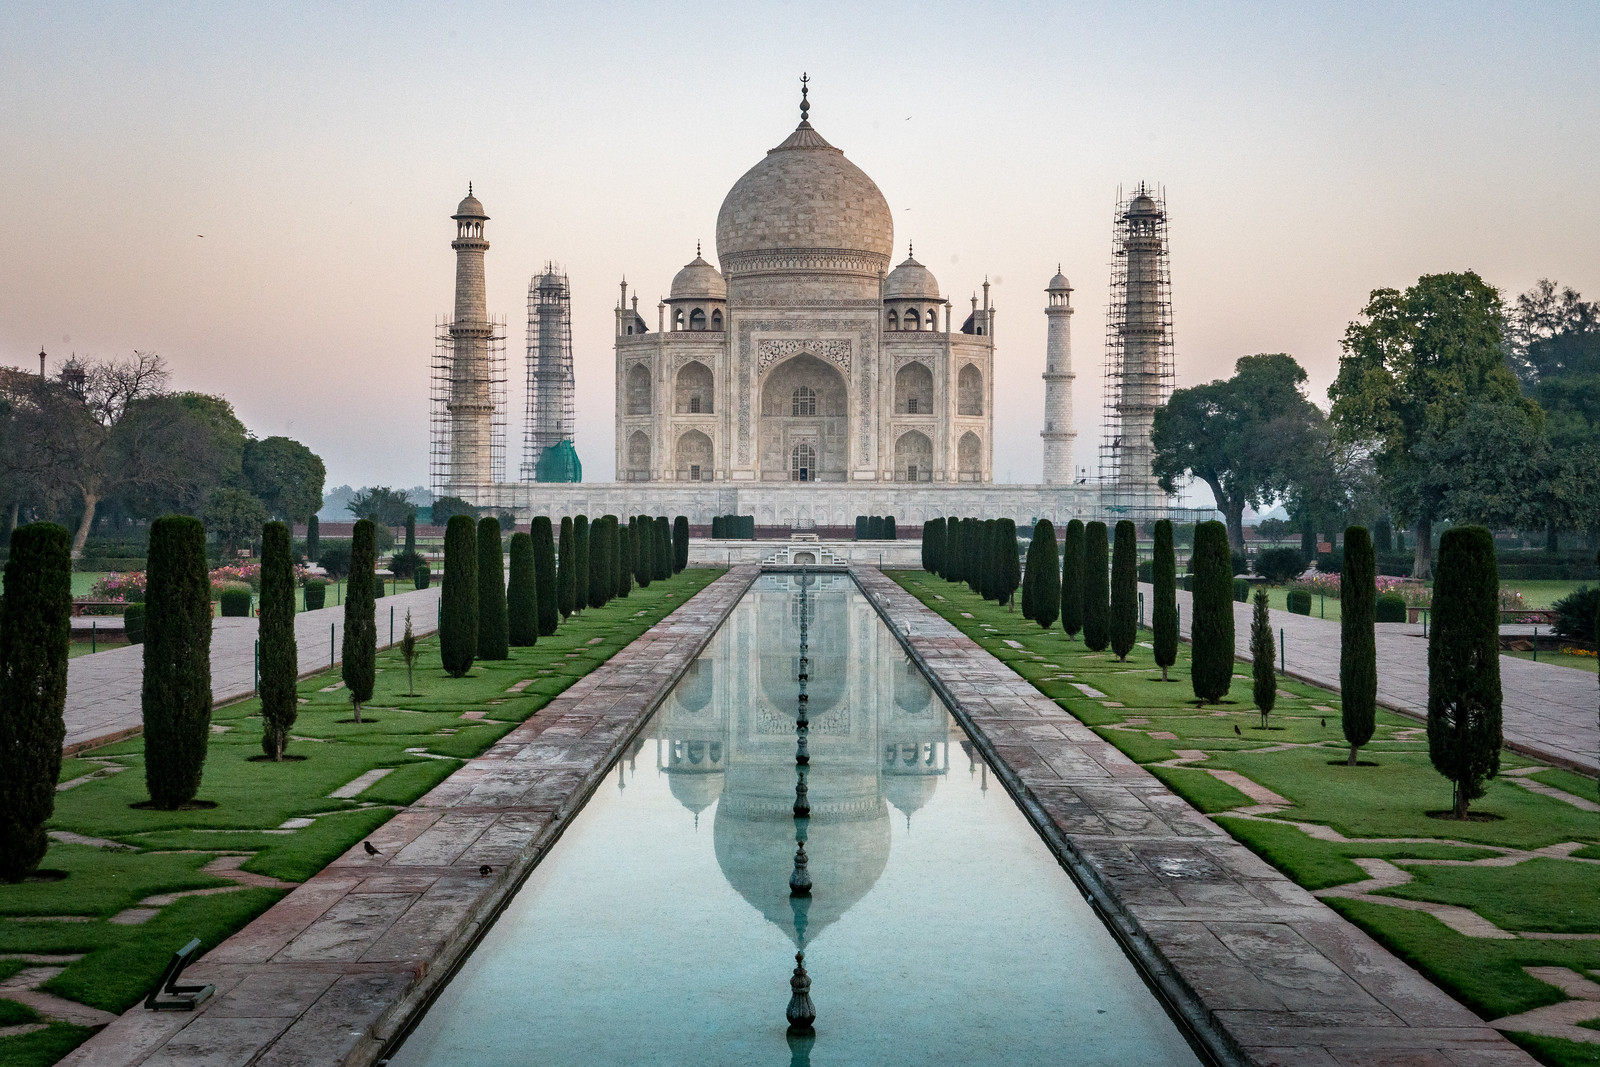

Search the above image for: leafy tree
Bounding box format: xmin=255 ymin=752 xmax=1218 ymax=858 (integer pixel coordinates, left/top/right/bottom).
xmin=440 ymin=515 xmax=478 ymax=677
xmin=431 ymin=495 xmax=476 ymax=524
xmin=347 ymin=486 xmax=415 ymax=528
xmin=477 ymin=517 xmax=508 ymax=660
xmin=673 ymin=516 xmax=689 ymax=573
xmin=242 ymin=436 xmax=325 ymax=521
xmin=258 ymin=521 xmax=298 ymax=760
xmin=142 ymin=515 xmax=212 ymax=807
xmin=1152 ymin=519 xmax=1178 ymax=681
xmin=1341 ymin=526 xmax=1377 ymax=765
xmin=1060 ymin=519 xmax=1084 ymax=639
xmin=342 ymin=520 xmax=377 ymax=721
xmin=1250 ymin=588 xmax=1276 ymax=727
xmin=1152 ymin=353 xmax=1323 ymax=550
xmin=0 ymin=523 xmax=70 ymax=880
xmin=573 ymin=515 xmax=591 ymax=610
xmin=1082 ymin=521 xmax=1110 ymax=651
xmin=316 ymin=540 xmax=352 ymax=579
xmin=556 ymin=517 xmax=576 ymax=618
xmin=206 ymin=488 xmax=268 ymax=557
xmin=1330 ymin=272 xmax=1533 ymax=578
xmin=106 ymin=392 xmax=248 ymax=523
xmin=1427 ymin=526 xmax=1501 ymax=818
xmin=1256 ymin=546 xmax=1304 ymax=585
xmin=1255 ymin=517 xmax=1290 ymax=542
xmin=1110 ymin=520 xmax=1137 ymax=660
xmin=1190 ymin=521 xmax=1235 ymax=705
xmin=530 ymin=517 xmax=559 ymax=635
xmin=507 ymin=532 xmax=538 ymax=647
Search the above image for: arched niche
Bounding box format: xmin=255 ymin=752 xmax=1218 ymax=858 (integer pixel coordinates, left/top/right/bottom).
xmin=895 ymin=361 xmax=933 ymax=415
xmin=957 ymin=363 xmax=983 ymax=416
xmin=676 ymin=429 xmax=713 ymax=481
xmin=676 ymin=360 xmax=714 ymax=414
xmin=894 ymin=430 xmax=933 ymax=482
xmin=758 ymin=354 xmax=848 ymax=482
xmin=957 ymin=431 xmax=982 ymax=481
xmin=626 ymin=363 xmax=652 ymax=415
xmin=626 ymin=430 xmax=651 ymax=480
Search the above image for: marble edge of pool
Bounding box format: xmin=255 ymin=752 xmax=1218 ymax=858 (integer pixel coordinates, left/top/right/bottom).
xmin=849 ymin=566 xmax=1539 ymax=1067
xmin=56 ymin=566 xmax=761 ymax=1067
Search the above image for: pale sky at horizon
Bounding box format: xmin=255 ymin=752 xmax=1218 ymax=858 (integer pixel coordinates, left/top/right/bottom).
xmin=3 ymin=2 xmax=1597 ymax=502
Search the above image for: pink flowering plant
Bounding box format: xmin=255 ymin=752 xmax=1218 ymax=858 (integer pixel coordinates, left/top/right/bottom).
xmin=1289 ymin=573 xmax=1341 ymax=599
xmin=88 ymin=571 xmax=147 ymax=602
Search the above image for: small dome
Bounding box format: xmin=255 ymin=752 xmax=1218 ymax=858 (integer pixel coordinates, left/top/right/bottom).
xmin=1047 ymin=270 xmax=1072 ymax=292
xmin=453 ymin=188 xmax=487 ymax=220
xmin=1127 ymin=193 xmax=1160 ymax=218
xmin=670 ymin=255 xmax=727 ymax=301
xmin=884 ymin=255 xmax=941 ymax=301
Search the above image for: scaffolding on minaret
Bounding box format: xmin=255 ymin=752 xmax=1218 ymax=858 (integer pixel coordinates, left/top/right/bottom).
xmin=430 ymin=314 xmax=508 ymax=499
xmin=521 ymin=265 xmax=581 ymax=482
xmin=1098 ymin=183 xmax=1175 ymax=516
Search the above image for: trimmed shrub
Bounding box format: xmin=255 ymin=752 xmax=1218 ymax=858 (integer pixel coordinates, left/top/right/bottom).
xmin=673 ymin=516 xmax=689 ymax=573
xmin=922 ymin=519 xmax=942 ymax=574
xmin=124 ymin=602 xmax=147 ymax=644
xmin=618 ymin=519 xmax=637 ymax=597
xmin=1031 ymin=519 xmax=1060 ymax=630
xmin=1428 ymin=526 xmax=1501 ymax=818
xmin=1082 ymin=521 xmax=1110 ymax=652
xmin=414 ymin=563 xmax=431 ymax=590
xmin=1375 ymin=592 xmax=1407 ymax=623
xmin=574 ymin=515 xmax=591 ymax=610
xmin=1256 ymin=546 xmax=1304 ymax=585
xmin=557 ymin=517 xmax=576 ymax=618
xmin=317 ymin=540 xmax=352 ymax=580
xmin=259 ymin=522 xmax=298 ymax=760
xmin=389 ymin=550 xmax=423 ymax=580
xmin=1060 ymin=519 xmax=1085 ymax=639
xmin=142 ymin=515 xmax=213 ymax=808
xmin=1286 ymin=590 xmax=1312 ymax=615
xmin=587 ymin=515 xmax=609 ymax=609
xmin=304 ymin=578 xmax=327 ymax=610
xmin=532 ymin=517 xmax=559 ymax=635
xmin=507 ymin=532 xmax=538 ymax=647
xmin=306 ymin=513 xmax=320 ymax=562
xmin=373 ymin=573 xmax=385 ymax=599
xmin=965 ymin=518 xmax=983 ymax=593
xmin=1190 ymin=520 xmax=1235 ymax=705
xmin=945 ymin=517 xmax=964 ymax=584
xmin=1110 ymin=520 xmax=1137 ymax=660
xmin=1342 ymin=526 xmax=1378 ymax=765
xmin=886 ymin=517 xmax=897 ymax=539
xmin=342 ymin=520 xmax=377 ymax=719
xmin=219 ymin=585 xmax=253 ymax=617
xmin=1152 ymin=520 xmax=1178 ymax=682
xmin=1552 ymin=585 xmax=1598 ymax=644
xmin=996 ymin=518 xmax=1020 ymax=606
xmin=0 ymin=523 xmax=70 ymax=880
xmin=979 ymin=519 xmax=998 ymax=600
xmin=635 ymin=516 xmax=653 ymax=589
xmin=655 ymin=517 xmax=672 ymax=581
xmin=440 ymin=515 xmax=478 ymax=677
xmin=1232 ymin=578 xmax=1250 ymax=603
xmin=1250 ymin=588 xmax=1276 ymax=728
xmin=477 ymin=517 xmax=509 ymax=660
xmin=1137 ymin=559 xmax=1153 ymax=583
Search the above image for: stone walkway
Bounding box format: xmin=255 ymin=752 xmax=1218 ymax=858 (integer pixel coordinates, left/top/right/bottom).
xmin=58 ymin=567 xmax=756 ymax=1067
xmin=1144 ymin=583 xmax=1599 ymax=775
xmin=64 ymin=587 xmax=442 ymax=754
xmin=859 ymin=568 xmax=1534 ymax=1067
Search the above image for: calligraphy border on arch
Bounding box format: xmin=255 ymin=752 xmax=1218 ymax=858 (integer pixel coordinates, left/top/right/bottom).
xmin=755 ymin=337 xmax=852 ymax=373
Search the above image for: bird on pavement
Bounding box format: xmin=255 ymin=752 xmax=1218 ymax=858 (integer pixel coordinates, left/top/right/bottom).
xmin=479 ymin=864 xmax=492 ymax=877
xmin=363 ymin=841 xmax=381 ymax=856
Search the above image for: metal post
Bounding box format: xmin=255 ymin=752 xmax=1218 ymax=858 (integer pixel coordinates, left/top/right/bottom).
xmin=1138 ymin=591 xmax=1144 ymax=629
xmin=92 ymin=621 xmax=96 ymax=654
xmin=1320 ymin=593 xmax=1324 ymax=619
xmin=1533 ymin=626 xmax=1538 ymax=662
xmin=390 ymin=605 xmax=394 ymax=649
xmin=331 ymin=623 xmax=335 ymax=668
xmin=254 ymin=639 xmax=259 ymax=693
xmin=1280 ymin=627 xmax=1284 ymax=674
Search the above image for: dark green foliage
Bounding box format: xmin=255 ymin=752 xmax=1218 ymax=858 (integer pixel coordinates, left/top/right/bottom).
xmin=673 ymin=516 xmax=689 ymax=572
xmin=315 ymin=540 xmax=352 ymax=579
xmin=655 ymin=517 xmax=672 ymax=581
xmin=978 ymin=519 xmax=997 ymax=599
xmin=142 ymin=515 xmax=213 ymax=808
xmin=1190 ymin=520 xmax=1235 ymax=704
xmin=440 ymin=515 xmax=478 ymax=677
xmin=1375 ymin=592 xmax=1407 ymax=622
xmin=403 ymin=513 xmax=416 ymax=553
xmin=1302 ymin=528 xmax=1316 ymax=562
xmin=341 ymin=520 xmax=377 ymax=718
xmin=124 ymin=603 xmax=147 ymax=644
xmin=1373 ymin=516 xmax=1393 ymax=553
xmin=306 ymin=513 xmax=319 ymax=562
xmin=1138 ymin=559 xmax=1154 ymax=582
xmin=1342 ymin=526 xmax=1378 ymax=765
xmin=1152 ymin=520 xmax=1178 ymax=681
xmin=0 ymin=523 xmax=70 ymax=880
xmin=854 ymin=515 xmax=867 ymax=540
xmin=373 ymin=573 xmax=386 ymax=599
xmin=922 ymin=519 xmax=942 ymax=574
xmin=1251 ymin=588 xmax=1276 ymax=727
xmin=635 ymin=517 xmax=653 ymax=589
xmin=303 ymin=579 xmax=327 ymax=610
xmin=965 ymin=518 xmax=983 ymax=593
xmin=531 ymin=517 xmax=558 ymax=635
xmin=616 ymin=519 xmax=635 ymax=599
xmin=1287 ymin=590 xmax=1312 ymax=615
xmin=1031 ymin=519 xmax=1060 ymax=630
xmin=886 ymin=516 xmax=897 ymax=539
xmin=1021 ymin=532 xmax=1039 ymax=619
xmin=1232 ymin=578 xmax=1250 ymax=603
xmin=573 ymin=515 xmax=591 ymax=610
xmin=1082 ymin=522 xmax=1110 ymax=651
xmin=1256 ymin=546 xmax=1304 ymax=585
xmin=587 ymin=515 xmax=609 ymax=609
xmin=413 ymin=562 xmax=430 ymax=590
xmin=476 ymin=517 xmax=508 ymax=660
xmin=556 ymin=517 xmax=575 ymax=618
xmin=945 ymin=517 xmax=964 ymax=584
xmin=1428 ymin=526 xmax=1502 ymax=818
xmin=1111 ymin=520 xmax=1137 ymax=660
xmin=1060 ymin=519 xmax=1084 ymax=638
xmin=258 ymin=522 xmax=298 ymax=761
xmin=218 ymin=587 xmax=252 ymax=617
xmin=1551 ymin=585 xmax=1598 ymax=643
xmin=506 ymin=532 xmax=538 ymax=648
xmin=996 ymin=518 xmax=1020 ymax=606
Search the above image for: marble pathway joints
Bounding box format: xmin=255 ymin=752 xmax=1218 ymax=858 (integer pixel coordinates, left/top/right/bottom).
xmin=1142 ymin=583 xmax=1599 ymax=776
xmin=58 ymin=566 xmax=757 ymax=1067
xmin=856 ymin=567 xmax=1535 ymax=1067
xmin=64 ymin=587 xmax=442 ymax=754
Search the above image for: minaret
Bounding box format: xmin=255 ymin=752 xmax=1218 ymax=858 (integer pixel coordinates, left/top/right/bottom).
xmin=1041 ymin=268 xmax=1075 ymax=485
xmin=1117 ymin=190 xmax=1166 ymax=506
xmin=448 ymin=186 xmax=494 ymax=489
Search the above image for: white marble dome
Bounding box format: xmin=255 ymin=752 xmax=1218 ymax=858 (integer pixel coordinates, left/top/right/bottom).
xmin=884 ymin=255 xmax=940 ymax=301
xmin=453 ymin=189 xmax=486 ymax=219
xmin=669 ymin=254 xmax=727 ymax=301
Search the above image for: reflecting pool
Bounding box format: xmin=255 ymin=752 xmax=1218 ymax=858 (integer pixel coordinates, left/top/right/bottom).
xmin=389 ymin=575 xmax=1202 ymax=1066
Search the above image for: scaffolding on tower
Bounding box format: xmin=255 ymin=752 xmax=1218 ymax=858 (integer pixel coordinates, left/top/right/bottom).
xmin=521 ymin=265 xmax=582 ymax=482
xmin=429 ymin=314 xmax=508 ymax=499
xmin=1098 ymin=182 xmax=1176 ymax=519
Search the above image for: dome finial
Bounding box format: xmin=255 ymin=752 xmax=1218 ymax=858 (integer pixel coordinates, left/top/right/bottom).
xmin=697 ymin=240 xmax=701 ymax=257
xmin=908 ymin=240 xmax=913 ymax=258
xmin=799 ymin=72 xmax=810 ymax=124
xmin=468 ymin=181 xmax=472 ymax=196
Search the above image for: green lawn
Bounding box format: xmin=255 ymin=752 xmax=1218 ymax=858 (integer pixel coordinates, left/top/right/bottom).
xmin=889 ymin=570 xmax=1600 ymax=1067
xmin=1260 ymin=584 xmax=1344 ymax=621
xmin=1504 ymin=649 xmax=1599 ymax=674
xmin=0 ymin=568 xmax=721 ymax=1067
xmin=1502 ymin=580 xmax=1594 ymax=609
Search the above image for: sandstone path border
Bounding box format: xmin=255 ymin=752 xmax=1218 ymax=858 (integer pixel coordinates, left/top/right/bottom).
xmin=58 ymin=566 xmax=757 ymax=1067
xmin=859 ymin=567 xmax=1534 ymax=1067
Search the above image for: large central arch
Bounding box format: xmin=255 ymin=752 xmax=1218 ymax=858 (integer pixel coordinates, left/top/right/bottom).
xmin=758 ymin=353 xmax=848 ymax=481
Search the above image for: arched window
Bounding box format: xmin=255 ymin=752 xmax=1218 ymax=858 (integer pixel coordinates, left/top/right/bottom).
xmin=626 ymin=431 xmax=651 ymax=480
xmin=790 ymin=443 xmax=816 ymax=482
xmin=886 ymin=309 xmax=898 ymax=331
xmin=791 ymin=386 xmax=817 ymax=416
xmin=957 ymin=363 xmax=984 ymax=416
xmin=711 ymin=309 xmax=723 ymax=331
xmin=905 ymin=310 xmax=920 ymax=331
xmin=689 ymin=308 xmax=706 ymax=331
xmin=673 ymin=309 xmax=685 ymax=331
xmin=957 ymin=432 xmax=982 ymax=480
xmin=927 ymin=309 xmax=939 ymax=330
xmin=626 ymin=363 xmax=652 ymax=415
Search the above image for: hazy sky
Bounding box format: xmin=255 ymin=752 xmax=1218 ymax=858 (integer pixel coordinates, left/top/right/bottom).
xmin=3 ymin=2 xmax=1597 ymax=497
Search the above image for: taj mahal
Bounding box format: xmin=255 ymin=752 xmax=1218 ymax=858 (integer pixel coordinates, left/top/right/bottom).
xmin=436 ymin=79 xmax=1180 ymax=531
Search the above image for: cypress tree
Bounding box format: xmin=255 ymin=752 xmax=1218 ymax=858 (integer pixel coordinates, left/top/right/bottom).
xmin=922 ymin=520 xmax=936 ymax=574
xmin=556 ymin=516 xmax=576 ymax=619
xmin=507 ymin=531 xmax=538 ymax=647
xmin=997 ymin=518 xmax=1020 ymax=607
xmin=1060 ymin=519 xmax=1084 ymax=639
xmin=655 ymin=517 xmax=672 ymax=580
xmin=142 ymin=515 xmax=213 ymax=808
xmin=1021 ymin=532 xmax=1039 ymax=619
xmin=440 ymin=515 xmax=478 ymax=677
xmin=259 ymin=521 xmax=298 ymax=760
xmin=635 ymin=516 xmax=653 ymax=589
xmin=1110 ymin=520 xmax=1137 ymax=660
xmin=1251 ymin=588 xmax=1276 ymax=728
xmin=1032 ymin=519 xmax=1060 ymax=630
xmin=945 ymin=518 xmax=964 ymax=584
xmin=404 ymin=513 xmax=416 ymax=554
xmin=1152 ymin=519 xmax=1178 ymax=682
xmin=343 ymin=519 xmax=377 ymax=720
xmin=1427 ymin=525 xmax=1501 ymax=818
xmin=1341 ymin=525 xmax=1378 ymax=765
xmin=615 ymin=517 xmax=633 ymax=599
xmin=531 ymin=517 xmax=559 ymax=635
xmin=976 ymin=519 xmax=993 ymax=598
xmin=931 ymin=518 xmax=948 ymax=577
xmin=477 ymin=517 xmax=509 ymax=660
xmin=1190 ymin=520 xmax=1235 ymax=705
xmin=0 ymin=523 xmax=70 ymax=880
xmin=306 ymin=513 xmax=320 ymax=562
xmin=573 ymin=515 xmax=590 ymax=610
xmin=1082 ymin=521 xmax=1110 ymax=651
xmin=673 ymin=515 xmax=689 ymax=573
xmin=587 ymin=515 xmax=609 ymax=608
